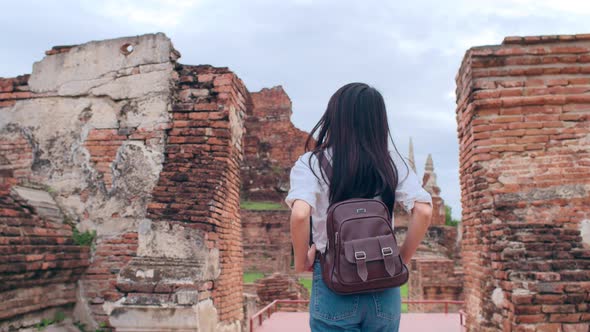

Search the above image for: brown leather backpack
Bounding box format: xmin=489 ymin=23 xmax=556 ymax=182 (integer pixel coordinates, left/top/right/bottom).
xmin=316 ymin=151 xmax=409 ymax=294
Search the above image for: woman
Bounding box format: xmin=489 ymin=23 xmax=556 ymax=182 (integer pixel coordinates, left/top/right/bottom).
xmin=285 ymin=83 xmax=433 ymax=331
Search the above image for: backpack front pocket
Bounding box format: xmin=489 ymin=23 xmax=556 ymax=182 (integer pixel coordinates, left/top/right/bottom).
xmin=339 ymin=235 xmax=403 ymax=284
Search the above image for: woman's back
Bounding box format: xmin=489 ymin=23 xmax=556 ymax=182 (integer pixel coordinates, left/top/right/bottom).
xmin=286 ymin=83 xmax=433 ymax=331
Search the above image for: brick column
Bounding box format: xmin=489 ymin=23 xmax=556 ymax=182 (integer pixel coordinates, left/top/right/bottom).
xmin=456 ymin=34 xmax=590 ymax=331
xmin=112 ymin=65 xmax=250 ymax=332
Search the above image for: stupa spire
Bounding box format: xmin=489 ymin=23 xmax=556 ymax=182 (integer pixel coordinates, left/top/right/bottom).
xmin=423 ymin=153 xmax=440 ymax=196
xmin=408 ymin=137 xmax=417 ymax=173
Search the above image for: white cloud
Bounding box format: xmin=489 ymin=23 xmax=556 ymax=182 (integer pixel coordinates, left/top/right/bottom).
xmin=461 ymin=0 xmax=590 ymax=18
xmin=82 ymin=0 xmax=203 ymax=29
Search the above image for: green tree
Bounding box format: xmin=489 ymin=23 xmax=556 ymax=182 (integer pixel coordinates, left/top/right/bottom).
xmin=445 ymin=205 xmax=460 ymax=227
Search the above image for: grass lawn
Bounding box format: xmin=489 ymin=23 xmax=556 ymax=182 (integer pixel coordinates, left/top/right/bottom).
xmin=241 ymin=200 xmax=287 ymax=211
xmin=245 ymin=273 xmax=409 ymax=313
xmin=298 ymin=278 xmax=312 ymax=293
xmin=244 ymin=272 xmax=265 ymax=284
xmin=400 ymin=283 xmax=408 ymax=313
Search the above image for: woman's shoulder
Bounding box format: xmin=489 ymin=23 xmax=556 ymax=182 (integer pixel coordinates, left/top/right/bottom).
xmin=293 ymin=151 xmax=316 ymax=169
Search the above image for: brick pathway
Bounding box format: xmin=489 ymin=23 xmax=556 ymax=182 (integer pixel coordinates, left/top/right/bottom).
xmin=256 ymin=312 xmax=462 ymax=332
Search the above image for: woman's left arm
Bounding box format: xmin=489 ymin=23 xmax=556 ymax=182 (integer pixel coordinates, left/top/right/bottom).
xmin=286 ymin=155 xmax=320 ymax=273
xmin=290 ymin=199 xmax=317 ymax=273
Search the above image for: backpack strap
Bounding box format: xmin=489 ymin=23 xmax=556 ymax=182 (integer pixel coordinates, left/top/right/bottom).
xmin=317 ymin=150 xmax=333 ymax=180
xmin=377 ymin=236 xmax=396 ymax=277
xmin=309 ymin=216 xmax=313 ymax=246
xmin=351 ymin=241 xmax=368 ymax=281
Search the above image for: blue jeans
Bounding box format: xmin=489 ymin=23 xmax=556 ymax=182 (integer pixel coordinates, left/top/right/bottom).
xmin=309 ymin=259 xmax=401 ymax=331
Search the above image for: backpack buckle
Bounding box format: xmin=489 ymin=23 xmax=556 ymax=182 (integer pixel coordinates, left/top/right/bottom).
xmin=381 ymin=247 xmax=393 ymax=256
xmin=354 ymin=251 xmax=367 ymax=260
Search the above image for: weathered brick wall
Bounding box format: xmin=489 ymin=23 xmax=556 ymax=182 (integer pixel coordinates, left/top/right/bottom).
xmin=80 ymin=232 xmax=137 ymax=325
xmin=0 ymin=187 xmax=90 ymax=327
xmin=112 ymin=64 xmax=250 ymax=331
xmin=456 ymin=34 xmax=590 ymax=331
xmin=158 ymin=64 xmax=249 ymax=324
xmin=0 ymin=76 xmax=92 ymax=330
xmin=241 ymin=209 xmax=292 ymax=273
xmin=488 ymin=223 xmax=589 ymax=330
xmin=408 ymin=257 xmax=463 ymax=313
xmin=241 ymin=86 xmax=308 ymax=202
xmin=239 ymin=86 xmax=308 ymax=276
xmin=255 ymin=273 xmax=309 ymax=309
xmin=1 ymin=34 xmax=250 ymax=332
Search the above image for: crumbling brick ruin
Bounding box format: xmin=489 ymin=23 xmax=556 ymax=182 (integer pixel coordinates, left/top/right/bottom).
xmin=456 ymin=34 xmax=590 ymax=331
xmin=241 ymin=86 xmax=308 ymax=202
xmin=0 ymin=34 xmax=248 ymax=332
xmin=241 ymin=209 xmax=291 ymax=273
xmin=255 ymin=273 xmax=309 ymax=310
xmin=240 ymin=87 xmax=306 ymax=274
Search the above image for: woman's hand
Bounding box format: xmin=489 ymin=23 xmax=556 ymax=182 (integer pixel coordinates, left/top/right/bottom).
xmin=304 ymin=244 xmax=317 ymax=271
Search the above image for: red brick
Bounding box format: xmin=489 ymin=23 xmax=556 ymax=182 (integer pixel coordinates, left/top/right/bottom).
xmin=562 ymin=323 xmax=590 ymax=332
xmin=457 ymin=34 xmax=590 ymax=331
xmin=542 ymin=305 xmax=576 ymax=313
xmin=516 ymin=314 xmax=547 ymax=323
xmin=549 ymin=314 xmax=581 ymax=323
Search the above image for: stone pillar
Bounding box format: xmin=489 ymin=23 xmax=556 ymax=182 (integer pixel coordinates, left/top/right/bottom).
xmin=456 ymin=34 xmax=590 ymax=331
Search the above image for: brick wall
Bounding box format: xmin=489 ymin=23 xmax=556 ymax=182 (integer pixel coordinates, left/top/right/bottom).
xmin=456 ymin=34 xmax=590 ymax=331
xmin=488 ymin=223 xmax=589 ymax=331
xmin=255 ymin=273 xmax=309 ymax=310
xmin=239 ymin=86 xmax=308 ymax=277
xmin=241 ymin=209 xmax=292 ymax=273
xmin=144 ymin=64 xmax=250 ymax=324
xmin=241 ymin=86 xmax=308 ymax=202
xmin=408 ymin=257 xmax=463 ymax=313
xmin=0 ymin=90 xmax=90 ymax=327
xmin=80 ymin=232 xmax=137 ymax=326
xmin=0 ymin=34 xmax=252 ymax=331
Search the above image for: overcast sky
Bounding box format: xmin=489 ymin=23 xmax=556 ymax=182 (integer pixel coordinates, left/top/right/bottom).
xmin=2 ymin=0 xmax=589 ymax=219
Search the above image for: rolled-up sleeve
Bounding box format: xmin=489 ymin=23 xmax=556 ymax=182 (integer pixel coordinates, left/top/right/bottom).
xmin=285 ymin=154 xmax=321 ymax=211
xmin=391 ymin=150 xmax=433 ymax=213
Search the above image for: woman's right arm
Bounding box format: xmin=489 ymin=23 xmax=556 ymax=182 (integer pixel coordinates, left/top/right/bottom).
xmin=400 ymin=202 xmax=432 ymax=263
xmin=391 ymin=149 xmax=433 ymax=263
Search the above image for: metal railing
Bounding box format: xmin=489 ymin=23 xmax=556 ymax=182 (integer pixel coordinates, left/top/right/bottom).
xmin=459 ymin=310 xmax=466 ymax=327
xmin=250 ymin=300 xmax=310 ymax=332
xmin=249 ymin=299 xmax=465 ymax=332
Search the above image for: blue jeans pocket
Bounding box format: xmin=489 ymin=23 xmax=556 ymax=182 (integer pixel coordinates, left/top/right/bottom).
xmin=311 ymin=261 xmax=360 ymax=321
xmin=372 ymin=287 xmax=401 ymax=321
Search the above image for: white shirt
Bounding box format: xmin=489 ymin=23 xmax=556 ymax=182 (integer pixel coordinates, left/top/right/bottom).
xmin=285 ymin=148 xmax=433 ymax=253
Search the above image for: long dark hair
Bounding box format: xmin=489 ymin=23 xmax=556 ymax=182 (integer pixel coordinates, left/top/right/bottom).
xmin=305 ymin=82 xmax=406 ymax=215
